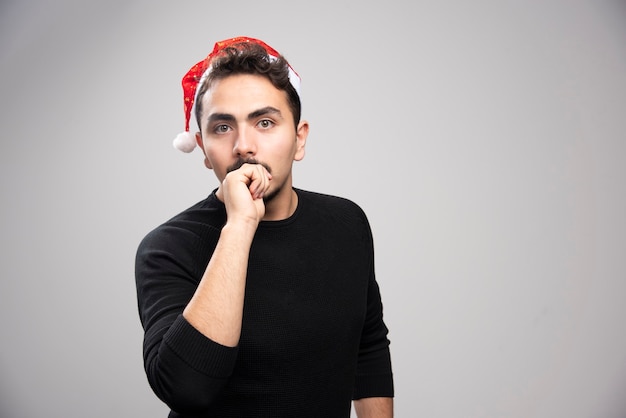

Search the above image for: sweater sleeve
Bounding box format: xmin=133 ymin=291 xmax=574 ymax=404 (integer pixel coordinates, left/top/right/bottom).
xmin=352 ymin=213 xmax=394 ymax=400
xmin=353 ymin=274 xmax=395 ymax=399
xmin=135 ymin=224 xmax=238 ymax=414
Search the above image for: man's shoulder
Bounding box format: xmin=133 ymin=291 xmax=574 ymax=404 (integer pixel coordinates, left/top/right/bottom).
xmin=295 ymin=188 xmax=369 ymax=227
xmin=168 ymin=192 xmax=224 ymax=222
xmin=296 ymin=188 xmax=364 ymax=212
xmin=295 ymin=188 xmax=373 ymax=247
xmin=138 ymin=193 xmax=225 ymax=250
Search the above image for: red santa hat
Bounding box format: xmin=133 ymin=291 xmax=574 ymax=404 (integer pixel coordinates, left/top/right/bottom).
xmin=172 ymin=36 xmax=302 ymax=153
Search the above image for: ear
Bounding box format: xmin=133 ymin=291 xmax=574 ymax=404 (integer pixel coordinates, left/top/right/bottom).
xmin=195 ymin=132 xmax=213 ymax=169
xmin=294 ymin=120 xmax=309 ymax=162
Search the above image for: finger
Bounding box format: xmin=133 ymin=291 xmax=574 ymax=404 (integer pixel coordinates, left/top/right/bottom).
xmin=249 ymin=165 xmax=271 ymax=199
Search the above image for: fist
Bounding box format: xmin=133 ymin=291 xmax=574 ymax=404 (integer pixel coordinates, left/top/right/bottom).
xmin=217 ymin=163 xmax=272 ymax=225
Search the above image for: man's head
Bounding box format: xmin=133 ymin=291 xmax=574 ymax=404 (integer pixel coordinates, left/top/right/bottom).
xmin=173 ymin=37 xmax=302 ymax=153
xmin=173 ymin=37 xmax=309 ymax=204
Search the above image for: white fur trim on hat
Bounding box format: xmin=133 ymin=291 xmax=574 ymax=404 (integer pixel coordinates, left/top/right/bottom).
xmin=173 ymin=131 xmax=197 ymax=153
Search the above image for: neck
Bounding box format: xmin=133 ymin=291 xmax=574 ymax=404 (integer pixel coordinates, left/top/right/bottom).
xmin=262 ymin=187 xmax=298 ymax=221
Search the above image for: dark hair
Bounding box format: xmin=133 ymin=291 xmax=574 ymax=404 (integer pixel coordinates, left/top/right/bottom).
xmin=194 ymin=42 xmax=301 ymax=131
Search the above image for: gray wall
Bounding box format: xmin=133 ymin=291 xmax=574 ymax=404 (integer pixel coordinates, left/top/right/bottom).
xmin=1 ymin=0 xmax=625 ymax=417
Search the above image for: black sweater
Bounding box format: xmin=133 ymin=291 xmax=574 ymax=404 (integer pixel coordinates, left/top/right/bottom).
xmin=135 ymin=188 xmax=394 ymax=417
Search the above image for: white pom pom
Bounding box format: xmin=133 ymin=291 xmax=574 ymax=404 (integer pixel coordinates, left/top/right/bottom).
xmin=173 ymin=131 xmax=197 ymax=153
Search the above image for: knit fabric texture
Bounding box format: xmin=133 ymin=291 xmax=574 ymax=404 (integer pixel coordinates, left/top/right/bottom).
xmin=135 ymin=188 xmax=394 ymax=417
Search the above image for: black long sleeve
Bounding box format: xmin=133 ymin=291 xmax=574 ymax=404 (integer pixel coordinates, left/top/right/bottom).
xmin=135 ymin=189 xmax=393 ymax=417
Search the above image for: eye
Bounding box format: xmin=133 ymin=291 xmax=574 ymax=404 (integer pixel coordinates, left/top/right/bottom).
xmin=214 ymin=124 xmax=231 ymax=134
xmin=257 ymin=119 xmax=275 ymax=129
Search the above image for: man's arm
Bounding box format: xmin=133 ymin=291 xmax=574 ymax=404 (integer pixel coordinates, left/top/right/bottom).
xmin=183 ymin=163 xmax=271 ymax=346
xmin=135 ymin=163 xmax=271 ymax=411
xmin=353 ymin=397 xmax=393 ymax=418
xmin=182 ymin=220 xmax=255 ymax=346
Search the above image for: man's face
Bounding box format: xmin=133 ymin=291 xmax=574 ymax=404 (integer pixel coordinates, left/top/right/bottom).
xmin=196 ymin=74 xmax=308 ymax=200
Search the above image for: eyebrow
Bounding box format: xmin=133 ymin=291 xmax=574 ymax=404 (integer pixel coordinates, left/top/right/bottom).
xmin=205 ymin=106 xmax=283 ymax=130
xmin=206 ymin=113 xmax=236 ymax=127
xmin=247 ymin=106 xmax=283 ymax=120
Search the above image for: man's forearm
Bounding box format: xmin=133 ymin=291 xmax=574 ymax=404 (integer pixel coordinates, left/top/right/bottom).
xmin=182 ymin=221 xmax=256 ymax=347
xmin=353 ymin=397 xmax=393 ymax=418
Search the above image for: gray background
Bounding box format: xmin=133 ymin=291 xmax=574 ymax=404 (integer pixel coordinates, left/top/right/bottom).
xmin=1 ymin=0 xmax=625 ymax=417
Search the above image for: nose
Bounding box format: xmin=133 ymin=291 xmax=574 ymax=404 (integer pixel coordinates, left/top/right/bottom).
xmin=233 ymin=127 xmax=256 ymax=158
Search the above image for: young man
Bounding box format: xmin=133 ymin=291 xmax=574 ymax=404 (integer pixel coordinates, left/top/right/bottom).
xmin=135 ymin=36 xmax=394 ymax=417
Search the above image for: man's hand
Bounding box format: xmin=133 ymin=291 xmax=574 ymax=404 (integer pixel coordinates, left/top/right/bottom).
xmin=354 ymin=397 xmax=393 ymax=418
xmin=216 ymin=163 xmax=272 ymax=226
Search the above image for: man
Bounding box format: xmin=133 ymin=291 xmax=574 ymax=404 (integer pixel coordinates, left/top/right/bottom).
xmin=135 ymin=36 xmax=394 ymax=417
